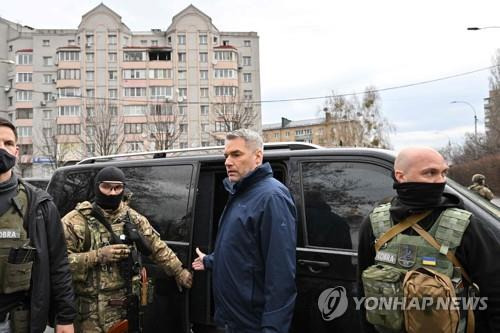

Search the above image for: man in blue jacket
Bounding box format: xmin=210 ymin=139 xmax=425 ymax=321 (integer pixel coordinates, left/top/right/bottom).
xmin=192 ymin=129 xmax=297 ymax=333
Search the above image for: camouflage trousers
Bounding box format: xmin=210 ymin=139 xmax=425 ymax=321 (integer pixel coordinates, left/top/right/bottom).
xmin=75 ymin=289 xmax=127 ymax=333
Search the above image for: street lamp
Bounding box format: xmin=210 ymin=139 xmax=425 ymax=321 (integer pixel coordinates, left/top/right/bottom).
xmin=450 ymin=101 xmax=477 ymax=138
xmin=0 ymin=59 xmax=15 ymax=65
xmin=467 ymin=26 xmax=500 ymax=31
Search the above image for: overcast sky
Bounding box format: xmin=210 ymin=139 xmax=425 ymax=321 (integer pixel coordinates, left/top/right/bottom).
xmin=2 ymin=0 xmax=500 ymax=150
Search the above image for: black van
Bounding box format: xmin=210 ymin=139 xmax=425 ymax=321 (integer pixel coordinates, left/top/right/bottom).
xmin=46 ymin=143 xmax=500 ymax=333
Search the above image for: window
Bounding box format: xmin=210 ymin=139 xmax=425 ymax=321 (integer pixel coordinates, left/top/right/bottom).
xmin=19 ymin=144 xmax=33 ymax=155
xmin=214 ymin=69 xmax=236 ymax=79
xmin=215 ymin=121 xmax=235 ymax=132
xmin=108 ymin=52 xmax=117 ymax=62
xmin=223 ymin=40 xmax=229 ymax=46
xmin=124 ymin=123 xmax=144 ymax=134
xmin=124 ymin=87 xmax=146 ymax=97
xmin=86 ymin=71 xmax=94 ymax=81
xmin=16 ymin=54 xmax=32 ymax=65
xmin=201 ymin=141 xmax=209 ymax=147
xmin=178 ymin=105 xmax=186 ymax=115
xmin=86 ymin=53 xmax=94 ymax=62
xmin=57 ymin=69 xmax=80 ymax=80
xmin=43 ymin=56 xmax=53 ymax=66
xmin=214 ymin=86 xmax=237 ymax=96
xmin=199 ymin=35 xmax=208 ymax=45
xmin=58 ymin=51 xmax=80 ymax=61
xmin=43 ymin=74 xmax=52 ymax=84
xmin=141 ymin=40 xmax=148 ymax=46
xmin=123 ymin=36 xmax=129 ymax=47
xmin=109 ymin=89 xmax=118 ymax=99
xmin=149 ymin=69 xmax=171 ymax=79
xmin=58 ymin=88 xmax=80 ymax=98
xmin=17 ymin=126 xmax=32 ymax=137
xmin=296 ymin=128 xmax=312 ymax=136
xmin=123 ymin=69 xmax=146 ymax=79
xmin=178 ymin=70 xmax=186 ymax=80
xmin=109 ymin=105 xmax=118 ymax=116
xmin=213 ymin=36 xmax=218 ymax=44
xmin=150 ymin=86 xmax=172 ymax=99
xmin=87 ymin=143 xmax=95 ymax=154
xmin=86 ymin=89 xmax=95 ymax=98
xmin=68 ymin=39 xmax=75 ymax=46
xmin=150 ymin=104 xmax=172 ymax=116
xmin=8 ymin=97 xmax=13 ymax=106
xmin=244 ymin=40 xmax=251 ymax=47
xmin=151 ymin=40 xmax=158 ymax=47
xmin=200 ymin=88 xmax=209 ymax=98
xmin=124 ymin=51 xmax=145 ymax=62
xmin=123 ymin=105 xmax=147 ymax=116
xmin=57 ymin=124 xmax=81 ymax=135
xmin=58 ymin=105 xmax=81 ymax=116
xmin=127 ymin=141 xmax=143 ymax=152
xmin=243 ymin=90 xmax=253 ymax=100
xmin=86 ymin=34 xmax=94 ymax=47
xmin=200 ymin=105 xmax=209 ymax=115
xmin=16 ymin=90 xmax=32 ymax=101
xmin=43 ymin=92 xmax=51 ymax=101
xmin=201 ymin=123 xmax=209 ymax=132
xmin=199 ymin=52 xmax=208 ymax=63
xmin=178 ymin=35 xmax=186 ymax=45
xmin=214 ymin=51 xmax=235 ymax=61
xmin=274 ymin=133 xmax=280 ymax=139
xmin=301 ymin=162 xmax=395 ymax=250
xmin=109 ymin=71 xmax=117 ymax=80
xmin=243 ymin=73 xmax=252 ymax=83
xmin=16 ymin=73 xmax=32 ymax=83
xmin=108 ymin=34 xmax=117 ymax=45
xmin=86 ymin=106 xmax=95 ymax=117
xmin=178 ymin=52 xmax=186 ymax=63
xmin=42 ymin=40 xmax=50 ymax=47
xmin=200 ymin=70 xmax=208 ymax=80
xmin=178 ymin=88 xmax=187 ymax=98
xmin=179 ymin=124 xmax=187 ymax=133
xmin=16 ymin=109 xmax=33 ymax=119
xmin=243 ymin=56 xmax=252 ymax=66
xmin=167 ymin=36 xmax=172 ymax=44
xmin=43 ymin=109 xmax=52 ymax=119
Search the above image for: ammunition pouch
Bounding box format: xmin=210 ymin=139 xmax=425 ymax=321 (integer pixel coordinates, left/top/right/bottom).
xmin=0 ymin=241 xmax=35 ymax=294
xmin=0 ymin=306 xmax=30 ymax=333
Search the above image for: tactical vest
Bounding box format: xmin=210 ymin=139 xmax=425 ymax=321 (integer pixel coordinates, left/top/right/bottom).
xmin=74 ymin=208 xmax=126 ymax=296
xmin=0 ymin=184 xmax=32 ymax=296
xmin=367 ymin=203 xmax=471 ymax=333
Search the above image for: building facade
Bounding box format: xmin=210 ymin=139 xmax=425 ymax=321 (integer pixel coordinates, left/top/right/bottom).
xmin=263 ymin=113 xmax=361 ymax=147
xmin=484 ymin=90 xmax=500 ymax=149
xmin=0 ymin=4 xmax=261 ymax=177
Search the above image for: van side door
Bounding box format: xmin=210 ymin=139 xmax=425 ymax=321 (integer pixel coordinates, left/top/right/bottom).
xmin=289 ymin=156 xmax=395 ymax=333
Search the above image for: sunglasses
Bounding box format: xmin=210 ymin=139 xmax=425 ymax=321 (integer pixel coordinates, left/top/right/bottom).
xmin=99 ymin=182 xmax=125 ymax=192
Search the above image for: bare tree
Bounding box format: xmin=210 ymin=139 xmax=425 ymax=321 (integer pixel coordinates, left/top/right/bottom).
xmin=37 ymin=120 xmax=75 ymax=171
xmin=323 ymin=86 xmax=394 ymax=148
xmin=81 ymin=102 xmax=125 ymax=156
xmin=212 ymin=96 xmax=258 ymax=133
xmin=147 ymin=102 xmax=185 ymax=150
xmin=487 ymin=53 xmax=500 ymax=151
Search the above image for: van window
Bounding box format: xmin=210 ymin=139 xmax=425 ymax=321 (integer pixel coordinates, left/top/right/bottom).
xmin=301 ymin=161 xmax=395 ymax=250
xmin=124 ymin=165 xmax=193 ymax=242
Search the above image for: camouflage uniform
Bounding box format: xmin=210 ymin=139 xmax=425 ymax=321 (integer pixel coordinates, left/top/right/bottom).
xmin=468 ymin=184 xmax=494 ymax=201
xmin=62 ymin=200 xmax=185 ymax=333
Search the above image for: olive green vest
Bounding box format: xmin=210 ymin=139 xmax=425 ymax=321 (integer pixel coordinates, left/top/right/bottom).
xmin=0 ymin=184 xmax=31 ymax=295
xmin=74 ymin=208 xmax=126 ymax=296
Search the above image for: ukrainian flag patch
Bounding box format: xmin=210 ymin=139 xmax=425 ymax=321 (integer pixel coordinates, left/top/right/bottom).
xmin=422 ymin=256 xmax=437 ymax=266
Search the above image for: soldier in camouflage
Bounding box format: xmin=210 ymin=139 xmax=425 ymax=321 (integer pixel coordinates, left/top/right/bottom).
xmin=62 ymin=166 xmax=192 ymax=333
xmin=468 ymin=174 xmax=494 ymax=201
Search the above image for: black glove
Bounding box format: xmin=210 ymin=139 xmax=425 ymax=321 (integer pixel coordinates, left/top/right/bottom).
xmin=123 ymin=221 xmax=153 ymax=256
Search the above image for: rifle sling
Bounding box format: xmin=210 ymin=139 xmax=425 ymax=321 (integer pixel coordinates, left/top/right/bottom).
xmin=374 ymin=210 xmax=432 ymax=252
xmin=91 ymin=203 xmax=122 ymax=244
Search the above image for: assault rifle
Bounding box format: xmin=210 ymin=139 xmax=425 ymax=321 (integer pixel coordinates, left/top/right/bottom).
xmin=90 ymin=204 xmax=152 ymax=333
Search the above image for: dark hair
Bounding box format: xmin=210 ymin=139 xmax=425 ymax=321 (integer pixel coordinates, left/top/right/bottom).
xmin=0 ymin=118 xmax=17 ymax=140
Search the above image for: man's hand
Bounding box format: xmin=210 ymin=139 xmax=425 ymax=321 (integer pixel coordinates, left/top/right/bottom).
xmin=56 ymin=324 xmax=74 ymax=333
xmin=191 ymin=247 xmax=206 ymax=271
xmin=98 ymin=244 xmax=130 ymax=264
xmin=175 ymin=268 xmax=193 ymax=291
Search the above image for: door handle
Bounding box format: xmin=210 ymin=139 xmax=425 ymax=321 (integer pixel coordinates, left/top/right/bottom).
xmin=297 ymin=259 xmax=330 ymax=273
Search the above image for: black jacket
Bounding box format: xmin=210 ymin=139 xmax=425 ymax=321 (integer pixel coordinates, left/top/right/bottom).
xmin=22 ymin=180 xmax=76 ymax=332
xmin=357 ymin=193 xmax=500 ymax=333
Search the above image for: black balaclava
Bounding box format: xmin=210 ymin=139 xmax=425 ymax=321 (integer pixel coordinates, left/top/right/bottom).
xmin=94 ymin=166 xmax=126 ymax=210
xmin=0 ymin=148 xmax=16 ymax=174
xmin=393 ymin=181 xmax=446 ymax=208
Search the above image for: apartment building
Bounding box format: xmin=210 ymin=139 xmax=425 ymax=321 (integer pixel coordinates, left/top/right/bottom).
xmin=0 ymin=4 xmax=261 ymax=177
xmin=263 ymin=114 xmax=361 ymax=147
xmin=484 ymin=90 xmax=500 ymax=149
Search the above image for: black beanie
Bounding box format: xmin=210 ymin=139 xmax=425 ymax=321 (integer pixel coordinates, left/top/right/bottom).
xmin=95 ymin=166 xmax=126 ymax=185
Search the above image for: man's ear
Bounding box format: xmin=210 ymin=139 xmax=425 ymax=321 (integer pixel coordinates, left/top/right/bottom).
xmin=255 ymin=148 xmax=263 ymax=165
xmin=394 ymin=169 xmax=405 ymax=183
